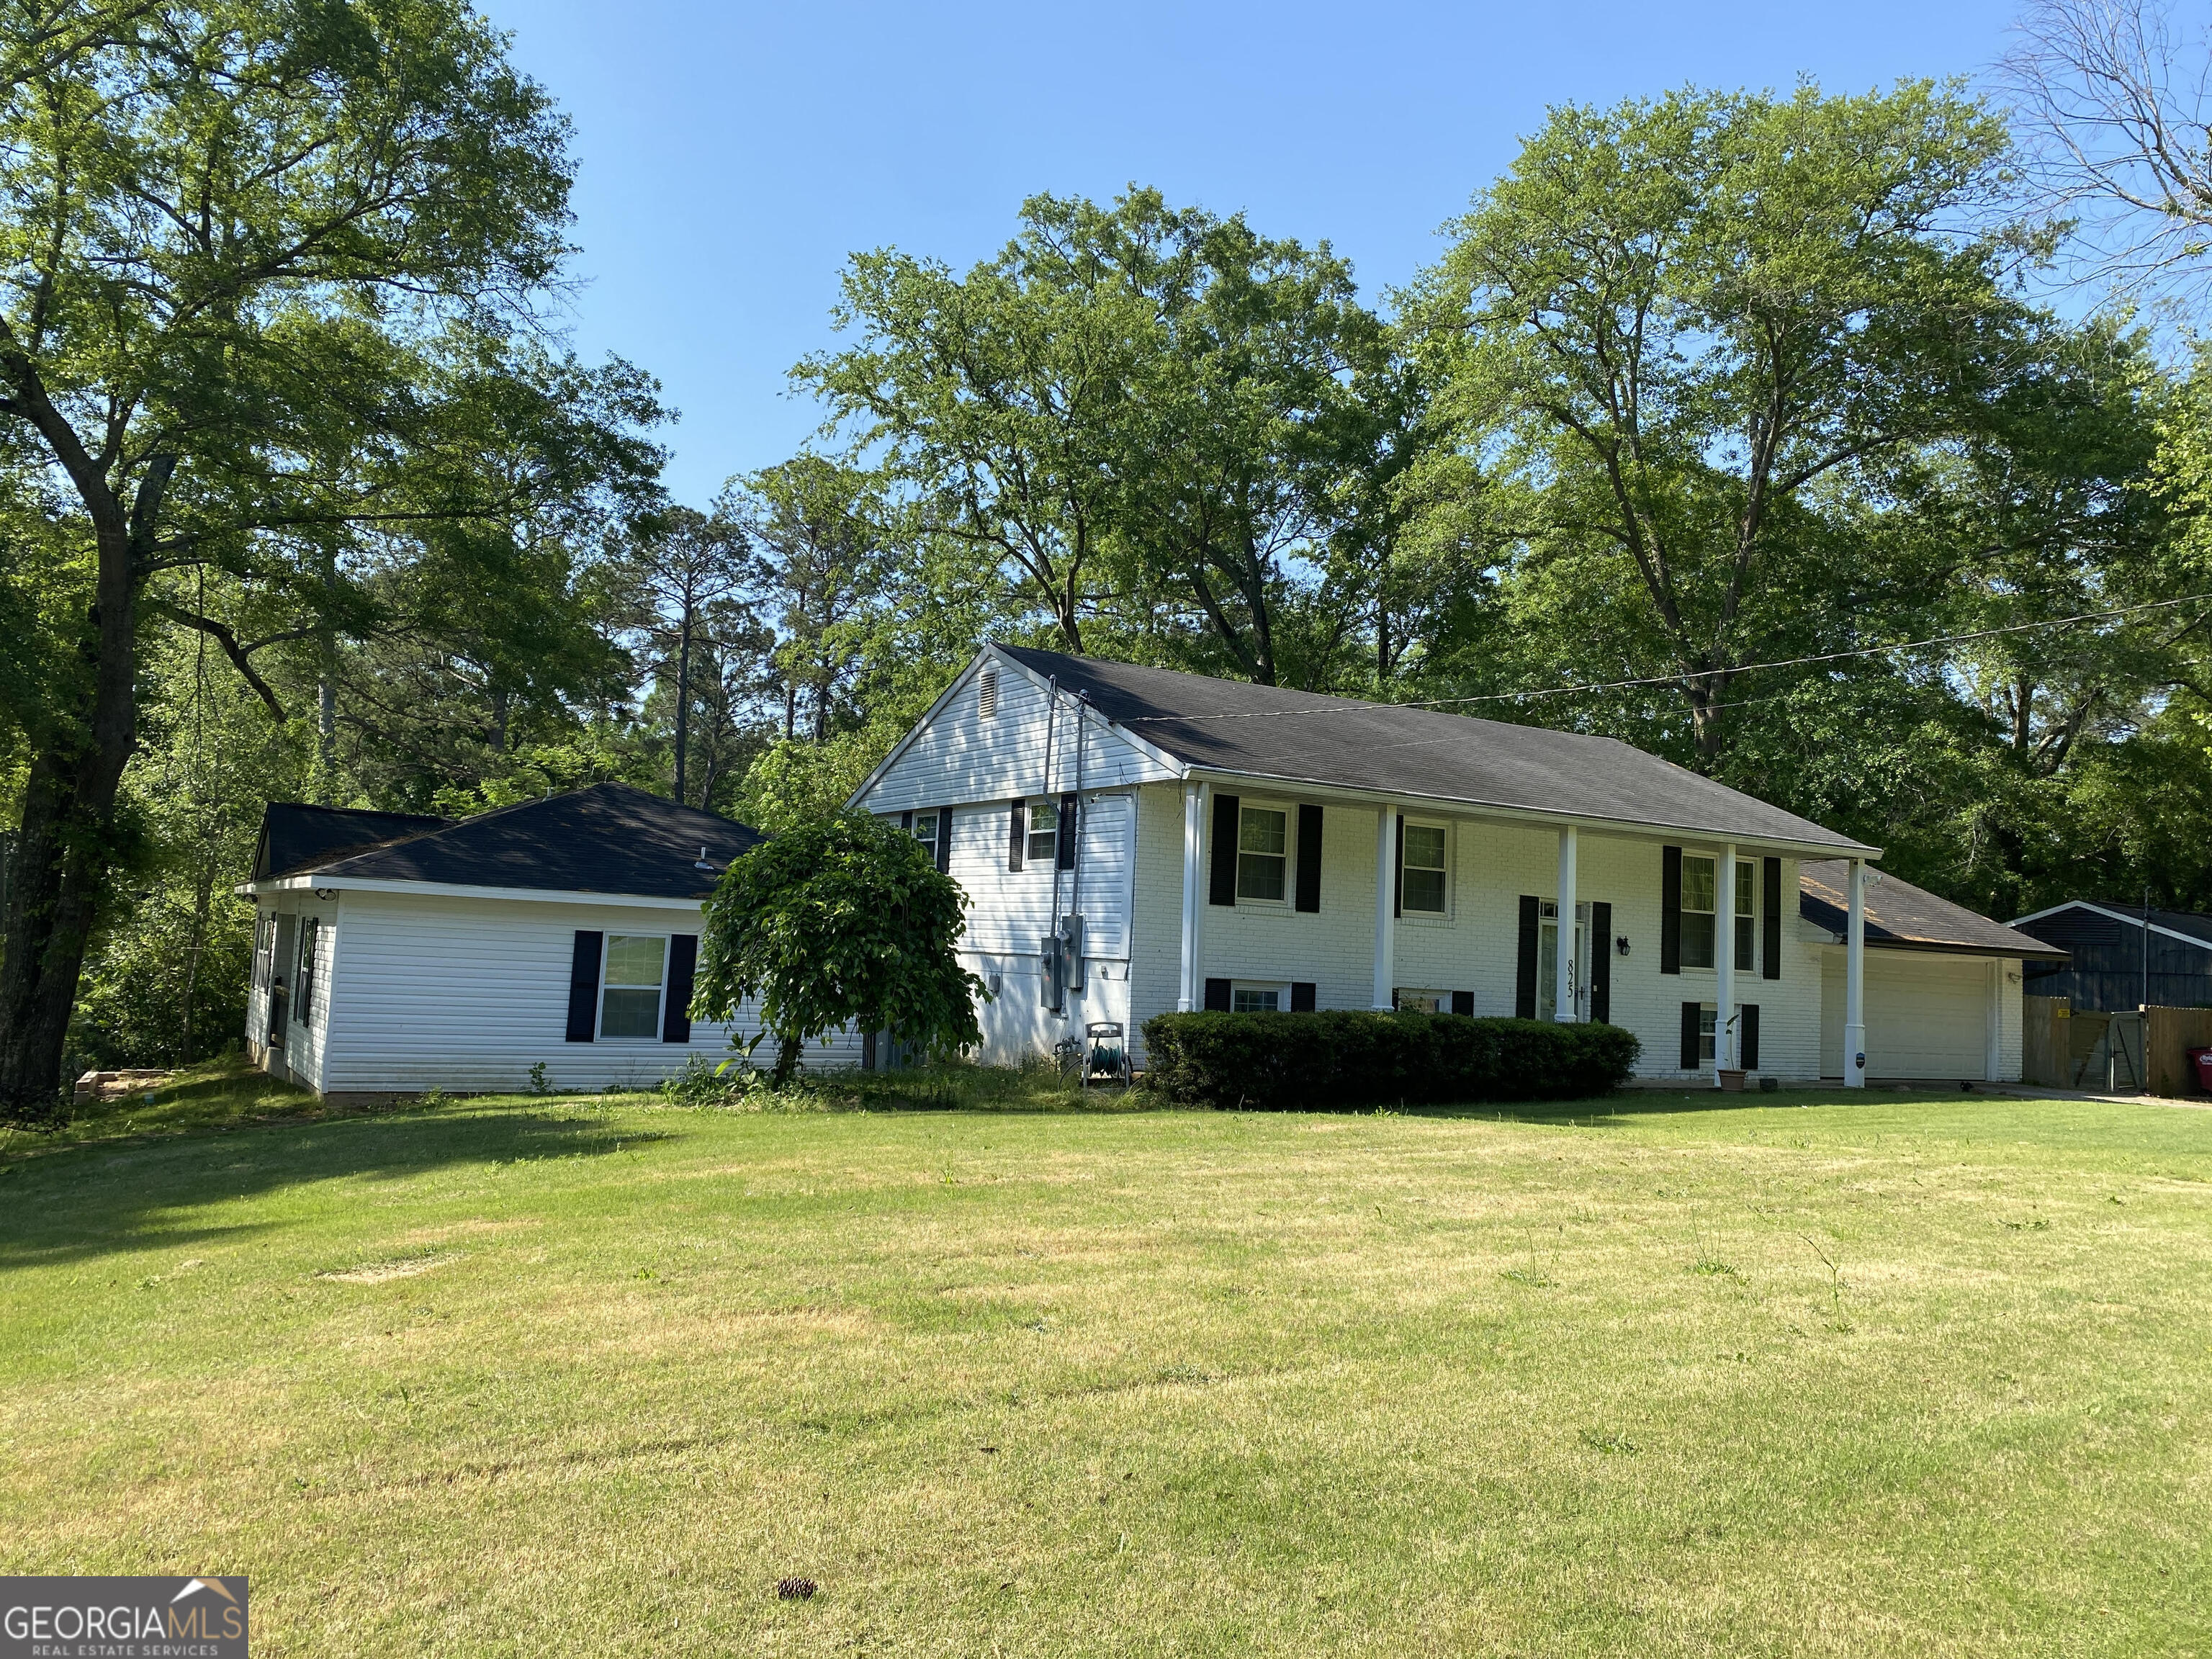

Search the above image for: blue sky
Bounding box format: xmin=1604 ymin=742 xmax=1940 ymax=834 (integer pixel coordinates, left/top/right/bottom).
xmin=480 ymin=0 xmax=2025 ymax=504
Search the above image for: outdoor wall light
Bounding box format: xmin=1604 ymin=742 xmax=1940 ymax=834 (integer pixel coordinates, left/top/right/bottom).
xmin=1615 ymin=935 xmax=1631 ymax=956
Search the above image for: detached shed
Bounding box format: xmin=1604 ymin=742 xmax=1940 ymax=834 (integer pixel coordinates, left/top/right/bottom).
xmin=2009 ymin=902 xmax=2212 ymax=1013
xmin=240 ymin=783 xmax=863 ymax=1100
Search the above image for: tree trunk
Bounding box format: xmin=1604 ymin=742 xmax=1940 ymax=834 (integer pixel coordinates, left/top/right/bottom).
xmin=772 ymin=1033 xmax=802 ymax=1087
xmin=316 ymin=676 xmax=336 ymax=802
xmin=316 ymin=555 xmax=338 ymax=803
xmin=672 ymin=609 xmax=693 ymax=804
xmin=0 ymin=519 xmax=143 ymax=1118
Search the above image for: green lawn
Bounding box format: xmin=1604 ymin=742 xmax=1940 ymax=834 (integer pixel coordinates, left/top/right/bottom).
xmin=2 ymin=1068 xmax=2208 ymax=1656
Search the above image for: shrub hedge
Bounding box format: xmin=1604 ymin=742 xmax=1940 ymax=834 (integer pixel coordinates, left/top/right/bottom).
xmin=1141 ymin=1010 xmax=1642 ymax=1110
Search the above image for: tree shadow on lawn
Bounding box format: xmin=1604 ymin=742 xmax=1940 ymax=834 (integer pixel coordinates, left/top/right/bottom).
xmin=0 ymin=1107 xmax=670 ymax=1269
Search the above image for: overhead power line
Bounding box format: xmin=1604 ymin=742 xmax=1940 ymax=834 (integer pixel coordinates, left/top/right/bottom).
xmin=1119 ymin=592 xmax=2212 ymax=724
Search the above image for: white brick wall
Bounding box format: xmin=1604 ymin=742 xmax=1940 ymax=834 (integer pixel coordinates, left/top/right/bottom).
xmin=1187 ymin=811 xmax=1822 ymax=1082
xmin=933 ymin=773 xmax=1863 ymax=1086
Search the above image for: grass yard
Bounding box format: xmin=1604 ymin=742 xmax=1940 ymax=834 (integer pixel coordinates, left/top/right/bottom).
xmin=2 ymin=1066 xmax=2208 ymax=1655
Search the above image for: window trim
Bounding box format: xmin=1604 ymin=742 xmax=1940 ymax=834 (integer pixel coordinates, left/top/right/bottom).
xmin=1025 ymin=796 xmax=1059 ymax=868
xmin=1679 ymin=852 xmax=1719 ymax=971
xmin=1399 ymin=818 xmax=1450 ymax=920
xmin=1699 ymin=1002 xmax=1718 ymax=1064
xmin=1734 ymin=858 xmax=1757 ymax=973
xmin=597 ymin=931 xmax=671 ymax=1042
xmin=1230 ymin=979 xmax=1289 ymax=1014
xmin=1234 ymin=801 xmax=1292 ymax=905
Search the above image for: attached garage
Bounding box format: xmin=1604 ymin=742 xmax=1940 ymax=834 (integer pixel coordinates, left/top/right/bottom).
xmin=1801 ymin=862 xmax=2065 ymax=1084
xmin=1820 ymin=951 xmax=2005 ymax=1082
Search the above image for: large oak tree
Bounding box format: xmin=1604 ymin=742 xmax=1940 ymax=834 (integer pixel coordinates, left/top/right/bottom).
xmin=0 ymin=0 xmax=660 ymax=1115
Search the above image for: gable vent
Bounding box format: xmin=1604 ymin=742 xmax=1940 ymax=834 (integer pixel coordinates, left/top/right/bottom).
xmin=978 ymin=666 xmax=999 ymax=719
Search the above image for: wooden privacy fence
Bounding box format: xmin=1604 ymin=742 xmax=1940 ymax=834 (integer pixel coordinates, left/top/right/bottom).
xmin=2145 ymin=1004 xmax=2212 ymax=1098
xmin=2023 ymin=997 xmax=2067 ymax=1089
xmin=2025 ymin=999 xmax=2211 ymax=1094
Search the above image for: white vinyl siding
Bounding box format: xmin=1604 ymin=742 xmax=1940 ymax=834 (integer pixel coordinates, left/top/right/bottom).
xmin=954 ymin=791 xmax=1136 ymax=960
xmin=310 ymin=891 xmax=863 ymax=1094
xmin=858 ymin=655 xmax=1177 ymax=816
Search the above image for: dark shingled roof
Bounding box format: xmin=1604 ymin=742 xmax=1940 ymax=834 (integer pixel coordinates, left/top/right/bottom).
xmin=1800 ymin=860 xmax=2067 ymax=960
xmin=255 ymin=783 xmax=763 ymax=899
xmin=999 ymin=647 xmax=1874 ymax=854
xmin=255 ymin=803 xmax=452 ymax=882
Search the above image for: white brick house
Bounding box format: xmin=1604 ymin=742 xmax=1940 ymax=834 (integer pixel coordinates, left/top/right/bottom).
xmin=850 ymin=645 xmax=2059 ymax=1086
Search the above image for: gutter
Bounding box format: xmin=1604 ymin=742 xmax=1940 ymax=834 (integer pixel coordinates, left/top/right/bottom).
xmin=238 ymin=873 xmax=709 ymax=911
xmin=1179 ymin=765 xmax=1881 ymax=864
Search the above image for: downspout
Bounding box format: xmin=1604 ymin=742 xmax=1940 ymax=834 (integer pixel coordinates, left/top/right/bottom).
xmin=1042 ymin=677 xmax=1060 ymax=1007
xmin=1070 ymin=691 xmax=1087 ymax=953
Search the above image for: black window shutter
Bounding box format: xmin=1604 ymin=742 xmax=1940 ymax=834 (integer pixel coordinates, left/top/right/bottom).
xmin=1590 ymin=901 xmax=1612 ymax=1024
xmin=1295 ymin=803 xmax=1323 ymax=912
xmin=1203 ymin=977 xmax=1231 ymax=1012
xmin=565 ymin=930 xmax=603 ymax=1043
xmin=1681 ymin=1001 xmax=1702 ymax=1070
xmin=663 ymin=935 xmax=698 ymax=1043
xmin=1660 ymin=845 xmax=1683 ymax=974
xmin=1291 ymin=981 xmax=1317 ymax=1012
xmin=934 ymin=809 xmax=952 ymax=873
xmin=1209 ymin=793 xmax=1239 ymax=906
xmin=899 ymin=809 xmax=913 ymax=830
xmin=1452 ymin=990 xmax=1474 ymax=1017
xmin=1058 ymin=792 xmax=1079 ymax=870
xmin=1008 ymin=800 xmax=1025 ymax=872
xmin=1515 ymin=895 xmax=1539 ymax=1018
xmin=1740 ymin=1002 xmax=1761 ymax=1071
xmin=1393 ymin=814 xmax=1405 ymax=918
xmin=1762 ymin=857 xmax=1782 ymax=980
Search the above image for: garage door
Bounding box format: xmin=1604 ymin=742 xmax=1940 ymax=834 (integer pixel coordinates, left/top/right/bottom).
xmin=1821 ymin=952 xmax=1992 ymax=1081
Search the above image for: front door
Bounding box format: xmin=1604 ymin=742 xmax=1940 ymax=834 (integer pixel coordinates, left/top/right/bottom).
xmin=1537 ymin=901 xmax=1590 ymax=1022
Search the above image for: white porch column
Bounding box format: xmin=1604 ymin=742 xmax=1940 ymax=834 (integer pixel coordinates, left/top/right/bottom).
xmin=1177 ymin=781 xmax=1204 ymax=1012
xmin=1844 ymin=857 xmax=1867 ymax=1088
xmin=1985 ymin=958 xmax=2002 ymax=1084
xmin=1716 ymin=843 xmax=1737 ymax=1076
xmin=1373 ymin=803 xmax=1398 ymax=1010
xmin=1554 ymin=825 xmax=1578 ymax=1022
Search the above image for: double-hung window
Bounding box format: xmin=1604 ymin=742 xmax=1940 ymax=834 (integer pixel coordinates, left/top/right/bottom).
xmin=1237 ymin=806 xmax=1288 ymax=902
xmin=1680 ymin=855 xmax=1717 ymax=968
xmin=600 ymin=935 xmax=667 ymax=1038
xmin=1231 ymin=982 xmax=1285 ymax=1013
xmin=1734 ymin=860 xmax=1757 ymax=972
xmin=1027 ymin=799 xmax=1058 ymax=867
xmin=912 ymin=809 xmax=940 ymax=863
xmin=1401 ymin=822 xmax=1447 ymax=915
xmin=1698 ymin=1004 xmax=1717 ymax=1063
